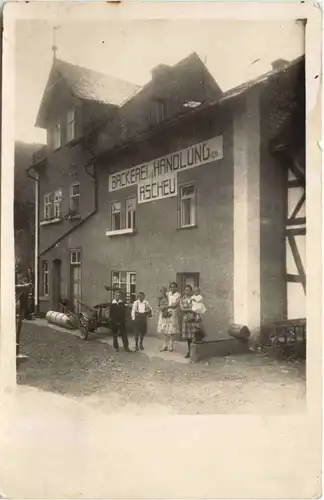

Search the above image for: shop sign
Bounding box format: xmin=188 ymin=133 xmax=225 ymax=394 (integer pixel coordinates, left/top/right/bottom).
xmin=138 ymin=172 xmax=177 ymax=204
xmin=108 ymin=135 xmax=223 ymax=193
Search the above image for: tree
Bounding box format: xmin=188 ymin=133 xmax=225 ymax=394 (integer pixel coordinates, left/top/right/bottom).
xmin=14 ymin=141 xmax=44 ymax=273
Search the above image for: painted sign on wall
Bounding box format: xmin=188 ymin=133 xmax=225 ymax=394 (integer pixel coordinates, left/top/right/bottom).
xmin=108 ymin=135 xmax=223 ymax=193
xmin=138 ymin=172 xmax=178 ymax=204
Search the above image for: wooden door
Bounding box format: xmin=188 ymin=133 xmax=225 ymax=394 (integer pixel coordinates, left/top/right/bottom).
xmin=51 ymin=259 xmax=61 ymax=311
xmin=70 ymin=264 xmax=82 ymax=313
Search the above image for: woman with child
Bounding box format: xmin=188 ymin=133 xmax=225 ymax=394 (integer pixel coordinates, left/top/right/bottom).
xmin=180 ymin=285 xmax=206 ymax=358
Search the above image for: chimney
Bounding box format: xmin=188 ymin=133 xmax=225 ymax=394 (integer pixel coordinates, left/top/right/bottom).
xmin=151 ymin=64 xmax=170 ymax=81
xmin=271 ymin=59 xmax=289 ymax=71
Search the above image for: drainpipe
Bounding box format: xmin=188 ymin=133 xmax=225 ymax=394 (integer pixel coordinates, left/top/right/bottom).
xmin=26 ymin=166 xmax=40 ymax=317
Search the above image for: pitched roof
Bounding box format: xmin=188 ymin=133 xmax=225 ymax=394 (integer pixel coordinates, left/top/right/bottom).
xmin=90 ymin=55 xmax=304 ymax=163
xmin=220 ymin=55 xmax=304 ymax=103
xmin=123 ymin=51 xmax=222 ymax=106
xmin=54 ymin=59 xmax=139 ymax=105
xmin=35 ymin=59 xmax=140 ymax=127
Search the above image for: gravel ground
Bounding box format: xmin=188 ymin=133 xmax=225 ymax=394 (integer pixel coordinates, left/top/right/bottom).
xmin=17 ymin=322 xmax=306 ymax=414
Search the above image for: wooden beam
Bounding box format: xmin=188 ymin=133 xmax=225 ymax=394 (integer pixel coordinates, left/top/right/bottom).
xmin=287 ymin=234 xmax=306 ymax=292
xmin=286 ymin=273 xmax=303 ymax=283
xmin=288 ymin=179 xmax=303 ymax=188
xmin=286 ymin=227 xmax=306 ymax=236
xmin=285 ymin=155 xmax=305 ymax=187
xmin=286 ymin=217 xmax=306 ymax=226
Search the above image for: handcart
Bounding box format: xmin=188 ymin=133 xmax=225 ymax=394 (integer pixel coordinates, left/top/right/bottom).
xmin=59 ymin=286 xmax=129 ymax=341
xmin=61 ymin=299 xmax=113 ymax=341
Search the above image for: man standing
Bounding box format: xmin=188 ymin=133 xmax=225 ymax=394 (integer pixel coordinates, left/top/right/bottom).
xmin=15 ymin=272 xmax=31 ymax=356
xmin=109 ymin=291 xmax=131 ymax=353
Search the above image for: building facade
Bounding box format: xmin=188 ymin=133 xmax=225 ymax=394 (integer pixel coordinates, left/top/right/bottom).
xmin=30 ymin=53 xmax=305 ymax=341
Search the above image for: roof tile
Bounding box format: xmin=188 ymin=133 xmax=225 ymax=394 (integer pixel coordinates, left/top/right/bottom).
xmin=55 ymin=59 xmax=140 ymax=106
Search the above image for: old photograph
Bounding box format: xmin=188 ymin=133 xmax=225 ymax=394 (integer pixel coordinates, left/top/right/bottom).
xmin=0 ymin=2 xmax=322 ymax=499
xmin=14 ymin=16 xmax=306 ymax=411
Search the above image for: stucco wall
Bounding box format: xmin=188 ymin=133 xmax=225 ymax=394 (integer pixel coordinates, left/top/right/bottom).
xmin=40 ymin=108 xmax=235 ymax=339
xmin=38 ymin=142 xmax=96 ymax=255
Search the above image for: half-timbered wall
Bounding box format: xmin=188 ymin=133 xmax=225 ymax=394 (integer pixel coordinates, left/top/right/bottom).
xmin=285 ymin=156 xmax=306 ymax=319
xmin=260 ymin=60 xmax=305 ymax=323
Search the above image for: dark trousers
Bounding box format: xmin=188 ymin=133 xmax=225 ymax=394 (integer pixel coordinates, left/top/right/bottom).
xmin=134 ymin=313 xmax=147 ymax=346
xmin=111 ymin=322 xmax=129 ymax=351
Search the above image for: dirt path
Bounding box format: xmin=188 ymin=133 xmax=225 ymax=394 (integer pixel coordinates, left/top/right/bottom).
xmin=18 ymin=322 xmax=306 ymax=414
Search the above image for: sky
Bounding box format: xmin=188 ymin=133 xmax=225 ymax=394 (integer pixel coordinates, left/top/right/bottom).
xmin=15 ymin=19 xmax=304 ymax=144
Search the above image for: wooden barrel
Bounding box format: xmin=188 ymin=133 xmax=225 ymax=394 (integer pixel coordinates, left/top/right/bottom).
xmin=46 ymin=310 xmax=76 ymax=329
xmin=228 ymin=324 xmax=251 ymax=341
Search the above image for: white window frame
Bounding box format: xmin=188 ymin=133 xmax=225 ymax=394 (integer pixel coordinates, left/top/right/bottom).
xmin=125 ymin=197 xmax=136 ymax=230
xmin=44 ymin=193 xmax=53 ymax=221
xmin=70 ymin=183 xmax=80 ymax=213
xmin=70 ymin=249 xmax=81 ymax=265
xmin=53 ymin=189 xmax=62 ymax=219
xmin=111 ymin=271 xmax=136 ymax=303
xmin=53 ymin=119 xmax=61 ymax=150
xmin=179 ymin=183 xmax=197 ymax=228
xmin=66 ymin=108 xmax=76 ymax=143
xmin=43 ymin=261 xmax=49 ymax=296
xmin=111 ymin=201 xmax=122 ymax=230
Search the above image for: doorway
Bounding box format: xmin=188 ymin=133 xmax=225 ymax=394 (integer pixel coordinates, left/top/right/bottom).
xmin=51 ymin=259 xmax=61 ymax=311
xmin=70 ymin=250 xmax=82 ymax=313
xmin=176 ymin=272 xmax=200 ymax=295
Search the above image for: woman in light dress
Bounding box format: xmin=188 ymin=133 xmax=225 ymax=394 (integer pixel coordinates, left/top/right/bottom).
xmin=158 ymin=282 xmax=181 ymax=352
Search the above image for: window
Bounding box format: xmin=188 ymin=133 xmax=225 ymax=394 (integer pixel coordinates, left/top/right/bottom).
xmin=70 ymin=250 xmax=81 ymax=313
xmin=150 ymin=100 xmax=165 ymax=125
xmin=53 ymin=119 xmax=61 ymax=149
xmin=179 ymin=184 xmax=196 ymax=227
xmin=111 ymin=201 xmax=122 ymax=230
xmin=106 ymin=198 xmax=137 ymax=235
xmin=70 ymin=183 xmax=80 ymax=213
xmin=43 ymin=261 xmax=49 ymax=296
xmin=70 ymin=250 xmax=81 ymax=264
xmin=44 ymin=193 xmax=53 ymax=220
xmin=66 ymin=108 xmax=76 ymax=143
xmin=53 ymin=189 xmax=62 ymax=219
xmin=111 ymin=271 xmax=136 ymax=303
xmin=126 ymin=197 xmax=136 ymax=229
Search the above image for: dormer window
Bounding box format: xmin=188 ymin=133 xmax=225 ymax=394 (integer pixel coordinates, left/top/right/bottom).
xmin=66 ymin=108 xmax=76 ymax=142
xmin=53 ymin=119 xmax=61 ymax=150
xmin=150 ymin=99 xmax=165 ymax=125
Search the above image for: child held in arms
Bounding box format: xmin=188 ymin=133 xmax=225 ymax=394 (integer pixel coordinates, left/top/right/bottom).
xmin=191 ymin=287 xmax=206 ymax=317
xmin=157 ymin=286 xmax=170 ymax=318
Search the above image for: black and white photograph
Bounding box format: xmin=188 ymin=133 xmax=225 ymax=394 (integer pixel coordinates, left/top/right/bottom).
xmin=0 ymin=2 xmax=322 ymax=499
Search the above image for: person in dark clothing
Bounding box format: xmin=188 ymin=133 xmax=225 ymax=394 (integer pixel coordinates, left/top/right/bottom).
xmin=27 ymin=268 xmax=35 ymax=318
xmin=15 ymin=274 xmax=32 ymax=355
xmin=109 ymin=291 xmax=131 ymax=353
